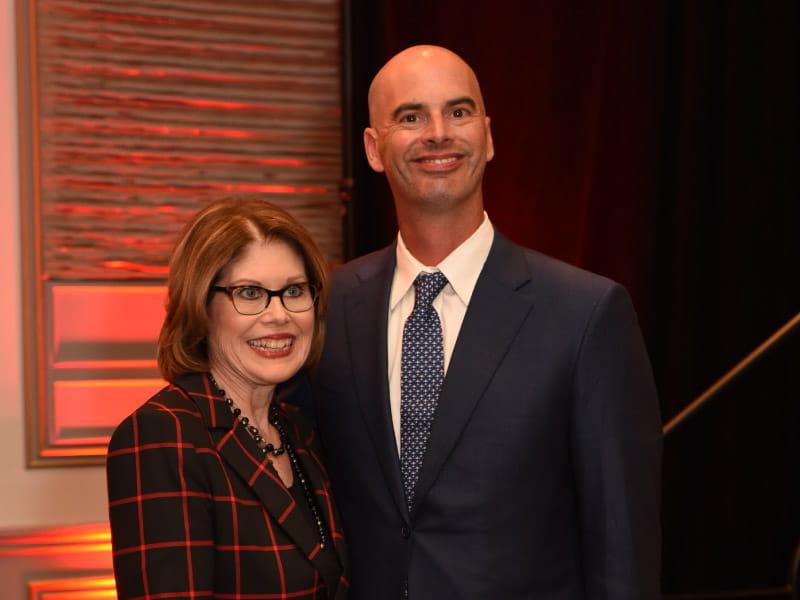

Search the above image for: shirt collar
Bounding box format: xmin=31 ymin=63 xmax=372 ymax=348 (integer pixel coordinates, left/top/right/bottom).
xmin=390 ymin=212 xmax=494 ymax=311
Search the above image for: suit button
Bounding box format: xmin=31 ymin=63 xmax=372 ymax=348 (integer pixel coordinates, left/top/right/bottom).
xmin=400 ymin=526 xmax=411 ymax=539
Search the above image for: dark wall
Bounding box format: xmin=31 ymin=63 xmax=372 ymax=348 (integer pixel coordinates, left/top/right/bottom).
xmin=344 ymin=0 xmax=798 ymax=595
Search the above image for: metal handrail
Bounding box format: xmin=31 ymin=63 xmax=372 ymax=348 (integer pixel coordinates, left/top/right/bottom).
xmin=663 ymin=312 xmax=800 ymax=436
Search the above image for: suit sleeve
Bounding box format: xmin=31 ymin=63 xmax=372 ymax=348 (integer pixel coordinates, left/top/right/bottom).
xmin=571 ymin=283 xmax=662 ymax=599
xmin=107 ymin=405 xmax=215 ymax=599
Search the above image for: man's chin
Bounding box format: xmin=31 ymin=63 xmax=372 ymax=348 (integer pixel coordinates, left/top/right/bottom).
xmin=412 ymin=191 xmax=457 ymax=211
xmin=414 ymin=184 xmax=480 ymax=211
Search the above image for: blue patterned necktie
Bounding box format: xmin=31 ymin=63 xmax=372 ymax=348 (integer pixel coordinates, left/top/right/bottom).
xmin=400 ymin=271 xmax=449 ymax=511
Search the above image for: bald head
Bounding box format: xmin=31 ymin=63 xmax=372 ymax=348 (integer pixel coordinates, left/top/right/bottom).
xmin=368 ymin=45 xmax=486 ymax=128
xmin=361 ymin=44 xmax=494 ymax=240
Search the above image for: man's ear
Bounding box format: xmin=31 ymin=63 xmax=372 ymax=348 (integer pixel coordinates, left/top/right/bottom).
xmin=485 ymin=116 xmax=495 ymax=162
xmin=363 ymin=127 xmax=385 ymax=173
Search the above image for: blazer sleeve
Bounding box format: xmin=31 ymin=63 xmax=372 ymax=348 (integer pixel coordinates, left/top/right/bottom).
xmin=571 ymin=283 xmax=663 ymax=599
xmin=107 ymin=403 xmax=215 ymax=600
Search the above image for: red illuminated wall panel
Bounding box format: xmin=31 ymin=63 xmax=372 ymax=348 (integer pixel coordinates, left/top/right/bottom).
xmin=16 ymin=0 xmax=344 ymax=465
xmin=31 ymin=283 xmax=166 ymax=461
xmin=0 ymin=524 xmax=114 ymax=600
xmin=29 ymin=575 xmax=117 ymax=600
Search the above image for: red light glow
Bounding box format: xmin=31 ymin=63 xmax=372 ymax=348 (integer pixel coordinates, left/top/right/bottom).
xmin=0 ymin=523 xmax=112 ymax=557
xmin=52 ymin=150 xmax=323 ymax=168
xmin=29 ymin=575 xmax=116 ymax=599
xmin=40 ymin=447 xmax=107 ymax=458
xmin=48 ymin=178 xmax=331 ymax=195
xmin=100 ymin=261 xmax=169 ymax=275
xmin=53 ymin=359 xmax=158 ymax=369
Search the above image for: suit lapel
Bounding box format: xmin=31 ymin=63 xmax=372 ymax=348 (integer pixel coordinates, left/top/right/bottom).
xmin=173 ymin=373 xmax=325 ymax=572
xmin=343 ymin=246 xmax=409 ymax=519
xmin=413 ymin=234 xmax=536 ymax=509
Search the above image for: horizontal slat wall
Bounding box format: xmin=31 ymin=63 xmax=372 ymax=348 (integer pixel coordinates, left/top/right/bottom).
xmin=34 ymin=0 xmax=343 ymax=279
xmin=18 ymin=0 xmax=343 ymax=465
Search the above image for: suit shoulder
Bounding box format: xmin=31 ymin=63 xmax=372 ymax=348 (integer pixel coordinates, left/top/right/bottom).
xmin=496 ymin=239 xmax=634 ymax=324
xmin=501 ymin=242 xmax=646 ymax=365
xmin=518 ymin=245 xmax=622 ymax=300
xmin=135 ymin=383 xmax=203 ymax=418
xmin=108 ymin=384 xmax=205 ymax=452
xmin=329 ymin=245 xmax=394 ymax=291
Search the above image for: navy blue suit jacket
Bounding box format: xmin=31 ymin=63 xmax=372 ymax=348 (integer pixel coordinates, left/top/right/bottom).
xmin=313 ymin=232 xmax=661 ymax=599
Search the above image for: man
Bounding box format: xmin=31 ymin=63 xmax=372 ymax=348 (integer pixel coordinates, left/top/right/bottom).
xmin=313 ymin=45 xmax=662 ymax=599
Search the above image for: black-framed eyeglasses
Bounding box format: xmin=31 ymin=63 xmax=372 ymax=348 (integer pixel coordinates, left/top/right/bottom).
xmin=212 ymin=283 xmax=317 ymax=315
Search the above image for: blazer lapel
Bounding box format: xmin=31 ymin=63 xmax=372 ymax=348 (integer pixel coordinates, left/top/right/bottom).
xmin=343 ymin=246 xmax=409 ymax=519
xmin=279 ymin=405 xmax=347 ymax=590
xmin=173 ymin=373 xmax=323 ymax=568
xmin=413 ymin=234 xmax=537 ymax=509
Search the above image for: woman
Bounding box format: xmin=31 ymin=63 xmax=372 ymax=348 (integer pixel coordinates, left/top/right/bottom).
xmin=107 ymin=199 xmax=348 ymax=599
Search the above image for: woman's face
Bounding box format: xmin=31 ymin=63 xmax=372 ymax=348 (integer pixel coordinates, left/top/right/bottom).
xmin=207 ymin=238 xmax=315 ymax=396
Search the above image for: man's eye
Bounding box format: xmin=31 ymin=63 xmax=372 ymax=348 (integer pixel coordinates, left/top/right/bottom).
xmin=235 ymin=287 xmax=264 ymax=301
xmin=284 ymin=284 xmax=305 ymax=298
xmin=453 ymin=108 xmax=467 ymax=118
xmin=400 ymin=113 xmax=418 ymax=123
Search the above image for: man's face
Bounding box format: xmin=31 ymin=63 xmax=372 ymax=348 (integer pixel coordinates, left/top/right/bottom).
xmin=364 ymin=49 xmax=494 ymax=215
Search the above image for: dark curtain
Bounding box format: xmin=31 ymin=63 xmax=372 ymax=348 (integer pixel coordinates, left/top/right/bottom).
xmin=344 ymin=0 xmax=798 ymax=595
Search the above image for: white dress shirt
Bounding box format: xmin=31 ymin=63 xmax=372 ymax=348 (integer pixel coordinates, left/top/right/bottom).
xmin=387 ymin=213 xmax=495 ymax=451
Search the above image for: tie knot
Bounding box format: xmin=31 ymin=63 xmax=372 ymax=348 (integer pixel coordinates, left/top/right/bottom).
xmin=412 ymin=271 xmax=449 ymax=309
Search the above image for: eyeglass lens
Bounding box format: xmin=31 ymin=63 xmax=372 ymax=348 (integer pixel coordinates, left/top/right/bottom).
xmin=231 ymin=284 xmax=314 ymax=314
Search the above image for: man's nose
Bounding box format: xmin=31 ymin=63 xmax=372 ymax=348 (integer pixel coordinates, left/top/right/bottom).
xmin=424 ymin=113 xmax=450 ymax=143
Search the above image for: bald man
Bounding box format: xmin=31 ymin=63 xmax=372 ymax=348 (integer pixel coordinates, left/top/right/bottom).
xmin=313 ymin=46 xmax=662 ymax=599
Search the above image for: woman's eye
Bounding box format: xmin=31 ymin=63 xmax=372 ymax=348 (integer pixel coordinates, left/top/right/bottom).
xmin=236 ymin=287 xmax=264 ymax=301
xmin=284 ymin=284 xmax=305 ymax=298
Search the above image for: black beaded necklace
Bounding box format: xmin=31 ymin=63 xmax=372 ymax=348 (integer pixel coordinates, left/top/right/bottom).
xmin=209 ymin=374 xmax=328 ymax=548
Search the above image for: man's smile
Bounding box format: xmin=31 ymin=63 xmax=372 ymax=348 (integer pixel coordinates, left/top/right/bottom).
xmin=412 ymin=153 xmax=464 ymax=171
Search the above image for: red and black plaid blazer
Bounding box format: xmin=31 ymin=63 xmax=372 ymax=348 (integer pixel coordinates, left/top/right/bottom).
xmin=107 ymin=372 xmax=349 ymax=600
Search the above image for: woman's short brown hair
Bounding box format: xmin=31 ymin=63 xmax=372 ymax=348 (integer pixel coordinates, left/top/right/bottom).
xmin=157 ymin=198 xmax=329 ymax=382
